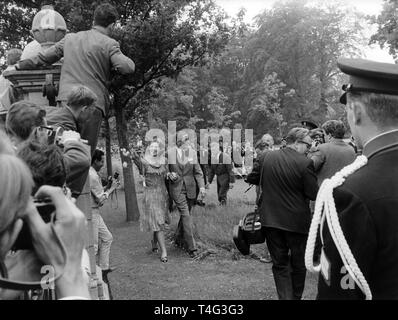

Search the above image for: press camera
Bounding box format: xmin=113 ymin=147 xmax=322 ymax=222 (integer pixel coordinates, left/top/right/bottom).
xmin=12 ymin=198 xmax=55 ymax=251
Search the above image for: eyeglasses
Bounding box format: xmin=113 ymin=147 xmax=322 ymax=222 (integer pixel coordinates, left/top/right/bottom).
xmin=32 ymin=126 xmax=54 ymax=140
xmin=298 ymin=140 xmax=312 ymax=149
xmin=37 ymin=125 xmax=54 ymax=135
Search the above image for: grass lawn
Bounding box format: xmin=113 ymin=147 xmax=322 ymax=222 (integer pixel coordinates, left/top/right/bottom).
xmin=100 ymin=169 xmax=318 ymax=300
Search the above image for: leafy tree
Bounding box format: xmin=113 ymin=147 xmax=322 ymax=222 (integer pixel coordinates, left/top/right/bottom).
xmin=242 ymin=0 xmax=365 ymax=129
xmin=370 ymin=0 xmax=398 ymax=60
xmin=246 ymin=72 xmax=289 ymax=140
xmin=0 ymin=0 xmax=232 ymax=221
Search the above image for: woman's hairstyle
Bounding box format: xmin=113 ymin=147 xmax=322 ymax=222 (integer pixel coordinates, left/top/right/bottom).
xmin=17 ymin=141 xmax=66 ymax=194
xmin=285 ymin=128 xmax=310 ymax=145
xmin=67 ymin=86 xmax=97 ymax=108
xmin=0 ymin=153 xmax=33 ymax=235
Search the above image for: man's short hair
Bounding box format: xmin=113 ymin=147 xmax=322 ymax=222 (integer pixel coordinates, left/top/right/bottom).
xmin=92 ymin=149 xmax=104 ymax=165
xmin=17 ymin=141 xmax=66 ymax=194
xmin=348 ymin=92 xmax=398 ymax=128
xmin=6 ymin=101 xmax=46 ymax=140
xmin=7 ymin=48 xmax=22 ymax=66
xmin=285 ymin=128 xmax=310 ymax=145
xmin=93 ymin=3 xmax=119 ymax=28
xmin=322 ymin=120 xmax=346 ymax=139
xmin=67 ymin=86 xmax=97 ymax=108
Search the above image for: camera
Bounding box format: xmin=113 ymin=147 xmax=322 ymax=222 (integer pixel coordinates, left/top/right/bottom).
xmin=113 ymin=171 xmax=120 ymax=180
xmin=12 ymin=198 xmax=55 ymax=251
xmin=38 ymin=125 xmax=64 ymax=146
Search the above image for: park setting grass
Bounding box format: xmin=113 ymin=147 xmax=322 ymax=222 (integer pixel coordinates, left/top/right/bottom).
xmin=105 ymin=156 xmax=264 ymax=253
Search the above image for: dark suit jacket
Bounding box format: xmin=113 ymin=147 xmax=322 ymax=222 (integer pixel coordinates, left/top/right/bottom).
xmin=311 ymin=139 xmax=356 ymax=185
xmin=208 ymin=152 xmax=235 ymax=184
xmin=18 ymin=26 xmax=135 ymax=114
xmin=63 ymin=140 xmax=91 ymax=198
xmin=168 ymin=148 xmax=205 ymax=200
xmin=259 ymin=148 xmax=318 ymax=234
xmin=317 ymin=134 xmax=398 ymax=300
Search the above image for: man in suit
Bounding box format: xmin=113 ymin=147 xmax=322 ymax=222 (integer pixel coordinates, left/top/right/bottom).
xmin=311 ymin=120 xmax=356 ymax=186
xmin=208 ymin=141 xmax=235 ymax=205
xmin=14 ymin=3 xmax=135 ymax=153
xmin=168 ymin=131 xmax=206 ymax=258
xmin=314 ymin=59 xmax=398 ymax=300
xmin=259 ymin=127 xmax=318 ymax=300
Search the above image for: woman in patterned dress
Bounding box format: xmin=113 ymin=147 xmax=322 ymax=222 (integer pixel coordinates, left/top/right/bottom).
xmin=132 ymin=141 xmax=171 ymax=263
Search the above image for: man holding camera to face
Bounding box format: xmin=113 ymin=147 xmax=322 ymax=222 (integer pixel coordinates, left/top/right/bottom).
xmin=0 ymin=131 xmax=90 ymax=300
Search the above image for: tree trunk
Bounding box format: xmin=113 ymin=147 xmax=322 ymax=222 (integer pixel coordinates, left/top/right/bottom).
xmin=114 ymin=97 xmax=140 ymax=222
xmin=104 ymin=116 xmax=113 ymax=178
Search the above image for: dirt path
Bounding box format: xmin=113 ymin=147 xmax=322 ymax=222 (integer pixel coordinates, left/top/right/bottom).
xmin=102 ymin=193 xmax=318 ymax=300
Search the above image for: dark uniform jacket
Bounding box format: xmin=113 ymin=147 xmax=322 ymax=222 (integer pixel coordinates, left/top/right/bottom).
xmin=259 ymin=148 xmax=318 ymax=234
xmin=18 ymin=26 xmax=135 ymax=114
xmin=317 ymin=130 xmax=398 ymax=300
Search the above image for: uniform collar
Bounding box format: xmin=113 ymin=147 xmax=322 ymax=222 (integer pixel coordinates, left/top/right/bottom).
xmin=363 ymin=129 xmax=398 ymax=159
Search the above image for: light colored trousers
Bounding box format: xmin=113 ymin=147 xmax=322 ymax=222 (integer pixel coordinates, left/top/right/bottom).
xmin=92 ymin=209 xmax=113 ymax=270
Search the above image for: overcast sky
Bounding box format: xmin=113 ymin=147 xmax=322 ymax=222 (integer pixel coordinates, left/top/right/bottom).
xmin=215 ymin=0 xmax=394 ymax=63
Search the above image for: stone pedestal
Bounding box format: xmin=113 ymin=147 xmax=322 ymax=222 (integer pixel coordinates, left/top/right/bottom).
xmin=3 ymin=67 xmax=61 ymax=106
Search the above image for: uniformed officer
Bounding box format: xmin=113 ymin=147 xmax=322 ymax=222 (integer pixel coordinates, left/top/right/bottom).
xmin=307 ymin=58 xmax=398 ymax=300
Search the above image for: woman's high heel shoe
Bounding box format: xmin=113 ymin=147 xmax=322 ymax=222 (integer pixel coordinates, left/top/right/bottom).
xmin=160 ymin=256 xmax=168 ymax=263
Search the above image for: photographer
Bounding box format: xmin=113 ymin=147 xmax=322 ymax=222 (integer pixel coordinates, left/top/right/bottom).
xmin=0 ymin=132 xmax=90 ymax=299
xmin=89 ymin=149 xmax=119 ymax=280
xmin=5 ymin=101 xmax=90 ymax=198
xmin=46 ymin=85 xmax=101 ymax=157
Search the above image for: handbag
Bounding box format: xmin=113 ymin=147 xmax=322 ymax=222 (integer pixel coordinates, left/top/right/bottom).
xmin=233 ymin=209 xmax=266 ymax=255
xmin=233 ymin=157 xmax=266 ymax=255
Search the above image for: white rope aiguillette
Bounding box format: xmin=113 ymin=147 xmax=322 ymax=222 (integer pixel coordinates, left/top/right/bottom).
xmin=305 ymin=155 xmax=373 ymax=300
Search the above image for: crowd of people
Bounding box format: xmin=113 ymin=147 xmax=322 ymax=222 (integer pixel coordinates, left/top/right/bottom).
xmin=0 ymin=1 xmax=398 ymax=302
xmin=0 ymin=2 xmax=134 ymax=300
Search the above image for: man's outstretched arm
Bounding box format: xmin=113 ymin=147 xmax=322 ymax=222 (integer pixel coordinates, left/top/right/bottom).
xmin=16 ymin=37 xmax=65 ymax=70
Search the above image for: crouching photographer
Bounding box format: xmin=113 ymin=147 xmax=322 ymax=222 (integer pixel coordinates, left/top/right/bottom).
xmin=0 ymin=132 xmax=90 ymax=299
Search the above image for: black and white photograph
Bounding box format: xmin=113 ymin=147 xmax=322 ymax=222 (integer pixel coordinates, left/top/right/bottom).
xmin=0 ymin=0 xmax=398 ymax=309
